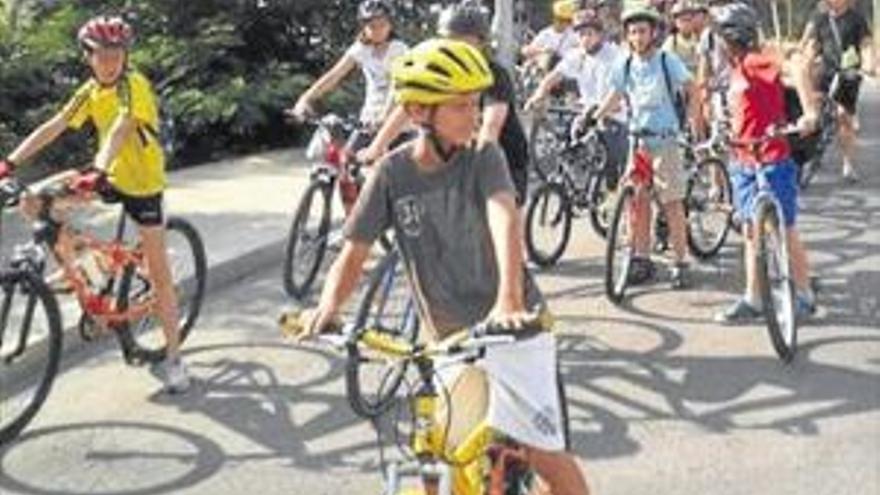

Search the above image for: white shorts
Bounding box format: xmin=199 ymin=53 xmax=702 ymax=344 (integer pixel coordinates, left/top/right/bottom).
xmin=435 ymin=332 xmax=566 ymax=453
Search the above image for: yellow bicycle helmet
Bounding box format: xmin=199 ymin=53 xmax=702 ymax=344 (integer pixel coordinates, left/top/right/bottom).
xmin=392 ymin=38 xmax=494 ymax=105
xmin=553 ymin=0 xmax=578 ymax=21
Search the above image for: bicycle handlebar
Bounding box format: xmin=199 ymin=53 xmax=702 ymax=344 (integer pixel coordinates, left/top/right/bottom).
xmin=728 ymin=124 xmax=803 ymax=149
xmin=279 ymin=310 xmax=543 ymax=361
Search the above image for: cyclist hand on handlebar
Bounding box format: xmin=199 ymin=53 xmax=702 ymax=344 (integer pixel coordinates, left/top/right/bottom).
xmin=281 ymin=306 xmax=341 ymax=343
xmin=571 ymin=105 xmax=599 ymax=140
xmin=0 ymin=158 xmax=16 ymax=180
xmin=70 ymin=168 xmax=108 ymax=195
xmin=286 ymin=99 xmax=316 ymax=123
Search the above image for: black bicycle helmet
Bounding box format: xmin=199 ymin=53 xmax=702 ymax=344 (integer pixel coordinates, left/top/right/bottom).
xmin=358 ymin=0 xmax=393 ymax=23
xmin=437 ymin=2 xmax=489 ymax=40
xmin=713 ymin=2 xmax=758 ymax=49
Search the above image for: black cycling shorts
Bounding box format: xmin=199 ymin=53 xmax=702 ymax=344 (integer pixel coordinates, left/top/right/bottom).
xmin=823 ymin=71 xmax=862 ymax=115
xmin=100 ymin=187 xmax=164 ymax=226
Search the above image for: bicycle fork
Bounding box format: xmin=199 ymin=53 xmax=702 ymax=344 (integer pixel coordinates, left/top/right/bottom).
xmin=0 ymin=274 xmax=39 ymax=364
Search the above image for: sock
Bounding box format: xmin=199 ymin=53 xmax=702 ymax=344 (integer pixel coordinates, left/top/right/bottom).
xmin=745 ymin=292 xmax=762 ymax=309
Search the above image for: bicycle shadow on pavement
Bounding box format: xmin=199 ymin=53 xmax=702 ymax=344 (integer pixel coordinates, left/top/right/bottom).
xmin=0 ymin=421 xmax=225 ymax=495
xmin=555 ymin=315 xmax=880 ymax=461
xmin=147 ymin=339 xmax=394 ymax=474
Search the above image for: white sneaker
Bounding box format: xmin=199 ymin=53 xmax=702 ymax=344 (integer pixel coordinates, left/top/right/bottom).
xmin=842 ymin=164 xmax=860 ymax=183
xmin=161 ymin=357 xmax=191 ymax=394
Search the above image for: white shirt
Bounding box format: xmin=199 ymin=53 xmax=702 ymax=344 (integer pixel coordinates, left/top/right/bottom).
xmin=344 ymin=39 xmax=409 ymax=123
xmin=530 ymin=26 xmax=579 ymax=58
xmin=555 ymin=41 xmax=626 ymax=121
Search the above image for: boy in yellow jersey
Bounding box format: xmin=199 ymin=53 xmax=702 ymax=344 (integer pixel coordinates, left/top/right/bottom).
xmin=0 ymin=16 xmax=190 ymax=393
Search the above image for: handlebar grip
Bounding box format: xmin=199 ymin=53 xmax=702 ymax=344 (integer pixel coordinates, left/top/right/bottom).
xmin=360 ymin=329 xmax=415 ymax=357
xmin=278 ymin=310 xmax=306 ymax=338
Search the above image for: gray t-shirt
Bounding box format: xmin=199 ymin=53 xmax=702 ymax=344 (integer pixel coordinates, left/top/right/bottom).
xmin=344 ymin=143 xmax=544 ymax=340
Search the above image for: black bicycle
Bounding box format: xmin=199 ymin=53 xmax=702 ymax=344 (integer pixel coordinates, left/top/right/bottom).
xmin=283 ymin=115 xmax=366 ymax=299
xmin=346 ymin=248 xmax=419 ymax=418
xmin=525 ymin=109 xmax=619 ymax=266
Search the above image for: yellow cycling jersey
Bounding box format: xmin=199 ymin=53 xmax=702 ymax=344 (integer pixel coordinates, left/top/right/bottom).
xmin=61 ymin=70 xmax=166 ymax=197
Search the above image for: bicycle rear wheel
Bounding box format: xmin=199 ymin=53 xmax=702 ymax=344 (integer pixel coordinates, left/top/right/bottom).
xmin=346 ymin=250 xmax=419 ymax=418
xmin=605 ymin=185 xmax=636 ymax=304
xmin=115 ymin=217 xmax=207 ymax=364
xmin=755 ymin=199 xmax=797 ymax=362
xmin=525 ymin=183 xmax=572 ymax=267
xmin=282 ymin=181 xmax=332 ymax=299
xmin=0 ymin=270 xmax=62 ymax=444
xmin=686 ymin=157 xmax=733 ymax=259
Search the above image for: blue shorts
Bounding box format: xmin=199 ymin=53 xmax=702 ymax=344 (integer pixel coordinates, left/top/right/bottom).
xmin=731 ymin=159 xmax=798 ymax=228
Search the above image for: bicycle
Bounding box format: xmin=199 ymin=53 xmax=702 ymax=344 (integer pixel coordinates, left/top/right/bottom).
xmin=347 ymin=248 xmax=420 ymax=418
xmin=282 ymin=114 xmax=391 ymax=300
xmin=525 ymin=108 xmax=618 ymax=266
xmin=729 ymin=127 xmax=805 ymax=362
xmin=0 ymin=172 xmax=206 ymax=444
xmin=794 ymin=70 xmax=845 ymax=189
xmin=604 ymin=129 xmax=733 ymax=303
xmin=279 ymin=313 xmax=568 ymax=495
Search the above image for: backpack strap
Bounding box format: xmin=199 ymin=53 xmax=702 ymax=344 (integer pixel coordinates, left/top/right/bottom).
xmin=623 ymin=54 xmax=633 ymax=122
xmin=660 ymin=51 xmax=686 ymax=130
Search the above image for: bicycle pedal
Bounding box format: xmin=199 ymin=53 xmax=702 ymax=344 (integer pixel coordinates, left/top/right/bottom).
xmin=78 ymin=314 xmax=101 ymax=342
xmin=122 ymin=347 xmax=151 ymax=367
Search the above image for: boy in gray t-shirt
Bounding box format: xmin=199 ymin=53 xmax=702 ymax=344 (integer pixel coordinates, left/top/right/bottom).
xmin=297 ymin=38 xmax=590 ymax=495
xmin=345 ymin=142 xmax=544 ymax=340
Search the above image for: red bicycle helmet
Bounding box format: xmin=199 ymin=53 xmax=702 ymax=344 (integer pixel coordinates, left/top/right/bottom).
xmin=77 ymin=16 xmax=134 ymax=50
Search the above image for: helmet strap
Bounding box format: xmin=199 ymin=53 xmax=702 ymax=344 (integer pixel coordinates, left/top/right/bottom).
xmin=420 ymin=107 xmax=459 ymax=163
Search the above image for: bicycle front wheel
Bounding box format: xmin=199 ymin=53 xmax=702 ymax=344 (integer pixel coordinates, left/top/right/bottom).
xmin=525 ymin=183 xmax=572 ymax=267
xmin=755 ymin=198 xmax=797 ymax=362
xmin=587 ymin=172 xmax=613 ymax=239
xmin=282 ymin=181 xmax=332 ymax=299
xmin=605 ymin=185 xmax=636 ymax=304
xmin=346 ymin=250 xmax=419 ymax=418
xmin=686 ymin=157 xmax=733 ymax=259
xmin=0 ymin=270 xmax=63 ymax=444
xmin=114 ymin=217 xmax=207 ymax=364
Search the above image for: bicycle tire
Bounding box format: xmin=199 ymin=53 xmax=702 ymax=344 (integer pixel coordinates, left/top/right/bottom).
xmin=686 ymin=157 xmax=733 ymax=259
xmin=587 ymin=173 xmax=612 ymax=239
xmin=525 ymin=183 xmax=572 ymax=267
xmin=0 ymin=270 xmax=63 ymax=444
xmin=346 ymin=249 xmax=419 ymax=418
xmin=114 ymin=217 xmax=207 ymax=364
xmin=798 ymin=103 xmax=836 ymax=189
xmin=605 ymin=185 xmax=636 ymax=304
xmin=282 ymin=181 xmax=332 ymax=299
xmin=755 ymin=198 xmax=797 ymax=362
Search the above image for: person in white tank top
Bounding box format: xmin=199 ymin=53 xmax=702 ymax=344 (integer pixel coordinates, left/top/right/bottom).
xmin=289 ymin=0 xmax=408 ymax=127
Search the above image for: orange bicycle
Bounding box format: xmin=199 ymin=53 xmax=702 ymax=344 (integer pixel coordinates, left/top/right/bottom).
xmin=0 ymin=172 xmax=206 ymax=444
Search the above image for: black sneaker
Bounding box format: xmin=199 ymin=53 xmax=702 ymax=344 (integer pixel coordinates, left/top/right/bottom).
xmin=627 ymin=257 xmax=655 ymax=286
xmin=670 ymin=262 xmax=689 ymax=290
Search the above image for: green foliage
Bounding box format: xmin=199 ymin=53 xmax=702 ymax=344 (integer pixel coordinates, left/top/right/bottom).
xmin=0 ymin=0 xmax=442 ymax=169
